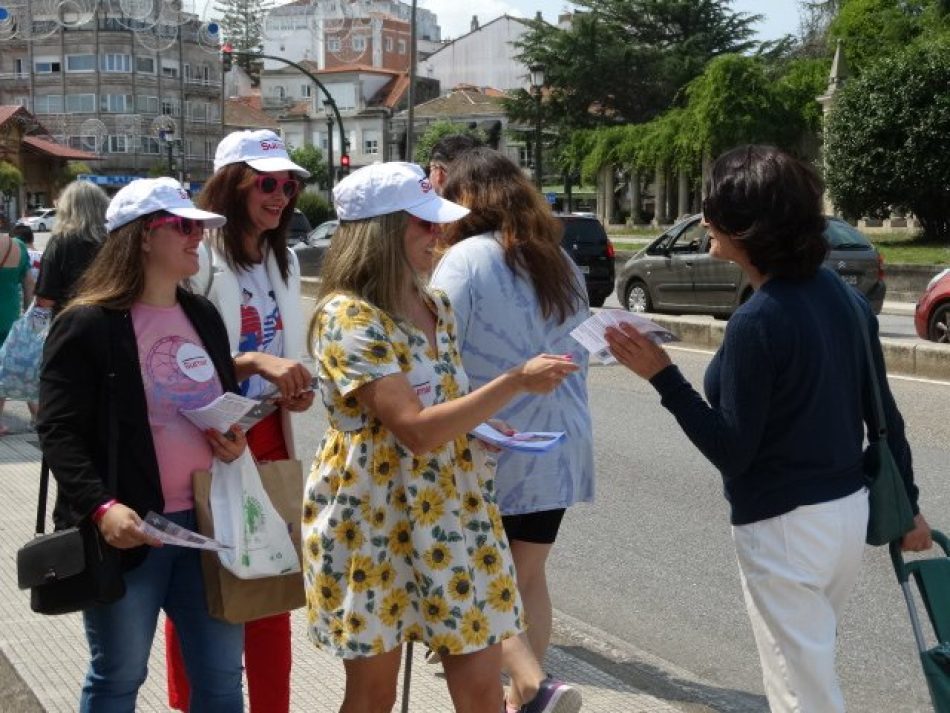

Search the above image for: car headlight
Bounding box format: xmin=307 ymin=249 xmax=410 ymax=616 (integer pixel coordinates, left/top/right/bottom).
xmin=925 ymin=268 xmax=950 ymax=293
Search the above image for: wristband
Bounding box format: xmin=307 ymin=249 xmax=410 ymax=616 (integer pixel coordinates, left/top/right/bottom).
xmin=91 ymin=499 xmax=118 ymax=524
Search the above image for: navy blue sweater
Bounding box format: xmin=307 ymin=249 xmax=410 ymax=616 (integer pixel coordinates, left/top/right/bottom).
xmin=650 ymin=267 xmax=918 ymax=525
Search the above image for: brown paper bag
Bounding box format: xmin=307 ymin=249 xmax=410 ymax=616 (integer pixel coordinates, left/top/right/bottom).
xmin=193 ymin=459 xmax=306 ymax=624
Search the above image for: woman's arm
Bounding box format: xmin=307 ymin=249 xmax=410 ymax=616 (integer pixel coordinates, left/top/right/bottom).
xmin=355 ymin=355 xmax=576 ymax=454
xmin=233 ymin=351 xmax=312 ymax=399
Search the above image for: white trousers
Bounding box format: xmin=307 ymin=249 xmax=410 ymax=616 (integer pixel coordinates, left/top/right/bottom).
xmin=732 ymin=488 xmax=869 ymax=713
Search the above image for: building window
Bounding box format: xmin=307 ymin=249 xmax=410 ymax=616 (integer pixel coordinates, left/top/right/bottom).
xmin=161 ymin=62 xmax=179 ymax=78
xmin=397 ymin=39 xmax=407 ymax=54
xmin=327 ymin=38 xmax=341 ymax=52
xmin=161 ymin=97 xmax=181 ymax=116
xmin=100 ymin=54 xmax=132 ymax=73
xmin=185 ymin=101 xmax=208 ymax=122
xmin=33 ymin=94 xmax=63 ymax=113
xmin=13 ymin=58 xmax=25 ymax=77
xmin=363 ymin=130 xmax=379 ymax=155
xmin=109 ymin=136 xmax=131 ymax=153
xmin=66 ymin=54 xmax=96 ymax=72
xmin=12 ymin=96 xmax=29 ymax=109
xmin=352 ymin=36 xmax=366 ymax=51
xmin=34 ymin=60 xmax=62 ymax=74
xmin=271 ymin=85 xmax=286 ymax=99
xmin=301 ymin=84 xmax=312 ymax=98
xmin=101 ymin=94 xmax=134 ymax=113
xmin=69 ymin=135 xmax=98 ymax=153
xmin=385 ymin=37 xmax=393 ymax=52
xmin=140 ymin=136 xmax=161 ymax=154
xmin=65 ymin=93 xmax=96 ymax=113
xmin=136 ymin=95 xmax=159 ymax=114
xmin=136 ymin=56 xmax=156 ymax=74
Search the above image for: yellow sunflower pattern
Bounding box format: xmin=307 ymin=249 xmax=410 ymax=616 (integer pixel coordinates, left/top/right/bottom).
xmin=304 ymin=292 xmax=523 ymax=659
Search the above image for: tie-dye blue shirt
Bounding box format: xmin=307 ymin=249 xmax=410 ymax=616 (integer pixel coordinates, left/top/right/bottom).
xmin=430 ymin=232 xmax=595 ymax=515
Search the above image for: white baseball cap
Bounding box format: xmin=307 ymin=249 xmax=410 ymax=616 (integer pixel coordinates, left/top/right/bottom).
xmin=105 ymin=177 xmax=226 ymax=232
xmin=333 ymin=162 xmax=469 ymax=223
xmin=213 ymin=129 xmax=310 ymax=178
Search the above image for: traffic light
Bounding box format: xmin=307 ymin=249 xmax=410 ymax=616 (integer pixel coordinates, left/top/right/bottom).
xmin=221 ymin=43 xmax=233 ymax=72
xmin=340 ymin=153 xmax=350 ymax=176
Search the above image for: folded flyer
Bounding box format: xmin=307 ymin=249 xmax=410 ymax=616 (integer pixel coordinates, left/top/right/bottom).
xmin=570 ymin=309 xmax=679 ymax=365
xmin=180 ymin=392 xmax=277 ymax=434
xmin=471 ymin=423 xmax=565 ymax=453
xmin=139 ymin=511 xmax=232 ymax=552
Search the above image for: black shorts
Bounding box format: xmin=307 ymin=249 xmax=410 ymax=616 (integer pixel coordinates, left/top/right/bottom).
xmin=502 ymin=508 xmax=566 ymax=545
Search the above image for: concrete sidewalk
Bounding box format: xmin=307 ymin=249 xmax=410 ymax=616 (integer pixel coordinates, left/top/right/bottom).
xmin=0 ymin=432 xmax=679 ymax=712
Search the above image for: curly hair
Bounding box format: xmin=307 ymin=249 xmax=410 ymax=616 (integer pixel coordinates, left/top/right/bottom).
xmin=702 ymin=145 xmax=827 ymax=280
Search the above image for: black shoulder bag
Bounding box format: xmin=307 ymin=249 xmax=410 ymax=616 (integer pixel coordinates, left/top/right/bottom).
xmin=835 ymin=276 xmax=916 ymax=546
xmin=16 ymin=352 xmax=125 ymax=614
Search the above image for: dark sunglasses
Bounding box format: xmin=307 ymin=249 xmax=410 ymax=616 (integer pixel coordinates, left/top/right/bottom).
xmin=148 ymin=215 xmax=198 ymax=236
xmin=412 ymin=216 xmax=437 ymax=232
xmin=256 ymin=174 xmax=301 ymax=198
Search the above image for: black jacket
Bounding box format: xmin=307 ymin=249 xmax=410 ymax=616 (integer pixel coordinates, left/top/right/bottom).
xmin=37 ymin=289 xmax=238 ymax=570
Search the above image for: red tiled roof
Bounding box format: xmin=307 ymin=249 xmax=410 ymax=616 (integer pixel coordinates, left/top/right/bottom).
xmin=319 ymin=64 xmax=402 ymax=76
xmin=224 ymin=98 xmax=279 ymax=129
xmin=22 ymin=136 xmax=102 ymax=161
xmin=0 ymin=105 xmax=40 ymax=131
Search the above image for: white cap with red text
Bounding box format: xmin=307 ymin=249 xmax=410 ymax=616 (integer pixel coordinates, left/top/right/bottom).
xmin=332 ymin=162 xmax=469 ymax=223
xmin=213 ymin=129 xmax=310 ymax=177
xmin=105 ymin=177 xmax=226 ymax=232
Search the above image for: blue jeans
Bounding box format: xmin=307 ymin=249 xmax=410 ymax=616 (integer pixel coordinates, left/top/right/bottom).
xmin=80 ymin=510 xmax=244 ymax=713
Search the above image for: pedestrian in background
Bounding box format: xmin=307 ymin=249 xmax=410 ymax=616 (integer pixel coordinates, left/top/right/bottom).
xmin=37 ymin=177 xmax=246 ymax=711
xmin=11 ymin=224 xmax=40 ymax=282
xmin=605 ymin=144 xmax=933 ymax=713
xmin=432 ymin=148 xmax=592 ymax=713
xmin=305 ymin=161 xmax=578 ymax=713
xmin=427 ymin=133 xmax=483 ymax=194
xmin=35 ymin=180 xmax=109 ymax=316
xmin=164 ymin=129 xmax=314 ymax=713
xmin=0 ymin=224 xmax=35 ymax=435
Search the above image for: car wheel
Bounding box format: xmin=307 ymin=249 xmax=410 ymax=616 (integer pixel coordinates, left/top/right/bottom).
xmin=37 ymin=223 xmax=46 ymax=232
xmin=625 ymin=280 xmax=652 ymax=312
xmin=928 ymin=303 xmax=950 ymax=343
xmin=589 ymin=293 xmax=607 ymax=308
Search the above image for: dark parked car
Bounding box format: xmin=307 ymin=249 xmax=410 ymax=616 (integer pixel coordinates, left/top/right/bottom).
xmin=287 ymin=209 xmax=312 ymax=247
xmin=293 ymin=219 xmax=338 ymax=276
xmin=914 ymin=268 xmax=950 ymax=342
xmin=556 ymin=214 xmax=615 ymax=307
xmin=615 ymin=214 xmax=886 ymax=317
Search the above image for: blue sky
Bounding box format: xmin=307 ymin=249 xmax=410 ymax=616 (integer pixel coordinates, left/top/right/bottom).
xmin=424 ymin=0 xmax=802 ymax=43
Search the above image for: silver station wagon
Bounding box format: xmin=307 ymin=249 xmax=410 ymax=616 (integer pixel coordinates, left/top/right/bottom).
xmin=615 ymin=214 xmax=886 ymax=317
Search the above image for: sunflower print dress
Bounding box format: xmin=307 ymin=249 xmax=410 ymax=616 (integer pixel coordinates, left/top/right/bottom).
xmin=303 ymin=290 xmax=524 ymax=659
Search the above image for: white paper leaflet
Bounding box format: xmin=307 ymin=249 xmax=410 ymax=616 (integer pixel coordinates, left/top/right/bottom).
xmin=180 ymin=392 xmax=277 ymax=434
xmin=570 ymin=309 xmax=680 ymax=364
xmin=139 ymin=511 xmax=232 ymax=552
xmin=470 ymin=422 xmax=565 ymax=453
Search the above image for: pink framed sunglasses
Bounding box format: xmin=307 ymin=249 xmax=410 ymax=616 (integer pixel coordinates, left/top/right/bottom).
xmin=255 ymin=174 xmax=301 ymax=198
xmin=147 ymin=215 xmax=199 ymax=236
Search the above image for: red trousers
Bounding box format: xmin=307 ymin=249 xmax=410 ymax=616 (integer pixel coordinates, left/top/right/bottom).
xmin=167 ymin=412 xmax=293 ymax=712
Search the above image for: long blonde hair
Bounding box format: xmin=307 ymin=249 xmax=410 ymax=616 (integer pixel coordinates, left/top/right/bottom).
xmin=65 ymin=217 xmax=149 ymax=312
xmin=307 ymin=211 xmax=417 ymax=355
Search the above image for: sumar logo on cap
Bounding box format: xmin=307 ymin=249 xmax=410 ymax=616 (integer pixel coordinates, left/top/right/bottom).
xmin=419 ymin=178 xmax=433 ymax=194
xmin=260 ymin=140 xmax=284 ymax=151
xmin=177 ymin=189 xmax=189 ymax=199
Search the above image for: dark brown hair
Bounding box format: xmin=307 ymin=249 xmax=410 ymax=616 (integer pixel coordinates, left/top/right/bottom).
xmin=196 ymin=162 xmax=297 ymax=282
xmin=702 ymin=145 xmax=827 ymax=279
xmin=440 ymin=148 xmax=584 ymax=323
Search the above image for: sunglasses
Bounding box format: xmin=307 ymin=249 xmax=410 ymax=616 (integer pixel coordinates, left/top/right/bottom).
xmin=256 ymin=174 xmax=301 ymax=198
xmin=148 ymin=215 xmax=198 ymax=236
xmin=412 ymin=216 xmax=437 ymax=233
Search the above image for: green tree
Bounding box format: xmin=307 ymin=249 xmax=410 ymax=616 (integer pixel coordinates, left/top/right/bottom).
xmin=413 ymin=122 xmax=486 ymax=166
xmin=0 ymin=161 xmax=23 ymax=199
xmin=56 ymin=161 xmax=92 ymax=189
xmin=214 ymin=0 xmax=273 ymax=84
xmin=289 ymin=145 xmax=328 ymax=187
xmin=825 ymin=40 xmax=950 ymax=239
xmin=296 ymin=191 xmax=334 ymax=227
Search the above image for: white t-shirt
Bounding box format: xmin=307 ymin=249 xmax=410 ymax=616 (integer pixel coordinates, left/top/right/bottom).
xmin=236 ymin=262 xmax=285 ymax=399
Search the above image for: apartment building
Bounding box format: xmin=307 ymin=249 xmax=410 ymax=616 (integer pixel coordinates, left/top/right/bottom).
xmin=0 ymin=1 xmax=225 ymax=192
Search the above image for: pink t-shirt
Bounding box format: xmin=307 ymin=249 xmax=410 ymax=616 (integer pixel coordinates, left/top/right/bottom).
xmin=131 ymin=302 xmax=223 ymax=512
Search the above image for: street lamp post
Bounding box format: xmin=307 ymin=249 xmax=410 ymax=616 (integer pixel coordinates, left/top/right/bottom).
xmin=323 ymin=100 xmax=334 ymax=203
xmin=529 ymin=64 xmax=545 ymax=191
xmin=159 ymin=128 xmax=175 ymax=177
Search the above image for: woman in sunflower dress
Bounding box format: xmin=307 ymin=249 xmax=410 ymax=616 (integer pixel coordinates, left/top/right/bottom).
xmin=303 ymin=162 xmax=578 ymax=713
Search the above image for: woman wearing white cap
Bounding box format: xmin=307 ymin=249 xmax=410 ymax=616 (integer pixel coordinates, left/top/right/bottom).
xmin=164 ymin=129 xmax=313 ymax=713
xmin=305 ymin=162 xmax=578 ymax=713
xmin=37 ymin=177 xmax=247 ymax=711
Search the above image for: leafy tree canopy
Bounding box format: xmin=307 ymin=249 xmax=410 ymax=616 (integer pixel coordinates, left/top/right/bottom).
xmin=824 ymin=39 xmax=950 ymax=239
xmin=289 ymin=145 xmax=328 ymax=186
xmin=296 ymin=191 xmax=334 ymax=227
xmin=214 ymin=0 xmax=273 ymax=83
xmin=0 ymin=161 xmax=23 ymax=197
xmin=413 ymin=122 xmax=486 ymax=165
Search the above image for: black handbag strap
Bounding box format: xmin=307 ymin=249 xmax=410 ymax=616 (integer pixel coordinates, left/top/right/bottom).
xmin=35 ymin=314 xmax=119 ymax=535
xmin=832 ymin=274 xmax=887 ymax=441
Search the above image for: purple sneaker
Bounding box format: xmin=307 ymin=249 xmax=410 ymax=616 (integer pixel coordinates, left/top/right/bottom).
xmin=519 ymin=677 xmax=582 ymax=713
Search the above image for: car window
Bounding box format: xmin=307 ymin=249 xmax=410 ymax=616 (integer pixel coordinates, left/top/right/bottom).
xmin=668 ymin=221 xmax=706 ymax=254
xmin=824 ymin=219 xmax=871 ymax=249
xmin=559 ymin=218 xmax=606 ymax=245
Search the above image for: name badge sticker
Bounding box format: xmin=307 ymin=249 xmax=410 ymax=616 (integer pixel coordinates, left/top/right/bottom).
xmin=176 ymin=342 xmax=215 ymax=383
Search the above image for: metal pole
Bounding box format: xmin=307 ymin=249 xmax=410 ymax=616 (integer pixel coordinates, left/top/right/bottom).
xmin=405 ymin=0 xmax=418 ymax=161
xmin=326 ymin=116 xmax=334 ymax=203
xmin=534 ymin=88 xmax=543 ymax=190
xmin=400 ymin=643 xmax=413 ymax=713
